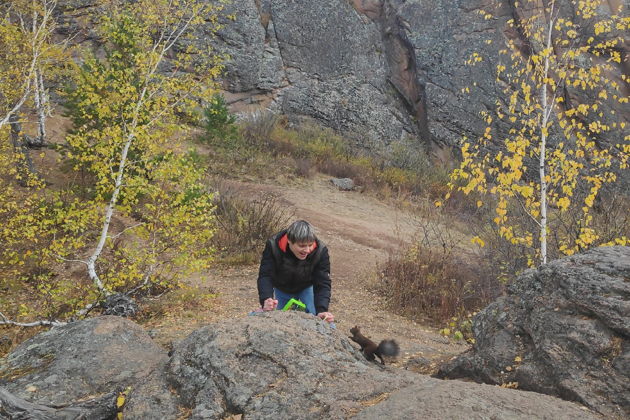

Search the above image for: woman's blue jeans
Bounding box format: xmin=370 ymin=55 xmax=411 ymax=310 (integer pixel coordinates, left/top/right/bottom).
xmin=274 ymin=286 xmax=316 ymax=314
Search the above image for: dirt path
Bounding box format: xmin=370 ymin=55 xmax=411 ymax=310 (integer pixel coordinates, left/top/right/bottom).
xmin=145 ymin=175 xmax=467 ymax=372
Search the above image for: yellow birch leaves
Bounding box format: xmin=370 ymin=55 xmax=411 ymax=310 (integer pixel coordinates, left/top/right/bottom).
xmin=0 ymin=0 xmax=226 ymax=321
xmin=448 ymin=0 xmax=629 ymax=265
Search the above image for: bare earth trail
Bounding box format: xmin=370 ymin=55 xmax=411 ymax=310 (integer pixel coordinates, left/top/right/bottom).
xmin=149 ymin=175 xmax=467 ymax=372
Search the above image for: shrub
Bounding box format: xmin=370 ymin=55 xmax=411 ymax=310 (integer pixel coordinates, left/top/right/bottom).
xmin=240 ymin=110 xmax=280 ymax=148
xmin=294 ymin=158 xmax=315 ymax=178
xmin=211 ymin=182 xmax=293 ymax=263
xmin=202 ymin=94 xmax=237 ymax=144
xmin=377 ymin=207 xmax=502 ymax=323
xmin=295 ymin=125 xmax=348 ymax=161
xmin=439 ymin=313 xmax=475 ymax=343
xmin=318 ymin=159 xmax=360 ymax=179
xmin=388 ymin=137 xmax=431 ymax=175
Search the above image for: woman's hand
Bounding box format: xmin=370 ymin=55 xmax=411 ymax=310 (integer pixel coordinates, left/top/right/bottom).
xmin=262 ymin=298 xmax=278 ymax=311
xmin=317 ymin=312 xmax=334 ymax=322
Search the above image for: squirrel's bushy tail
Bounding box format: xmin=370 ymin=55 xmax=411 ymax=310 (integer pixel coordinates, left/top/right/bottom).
xmin=377 ymin=339 xmax=400 ymax=357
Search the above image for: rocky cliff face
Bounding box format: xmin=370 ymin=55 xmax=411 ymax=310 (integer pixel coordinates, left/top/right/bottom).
xmin=55 ymin=0 xmax=627 ymax=157
xmin=215 ymin=0 xmax=413 ymax=152
xmin=214 ymin=0 xmax=481 ymax=152
xmin=213 ymin=0 xmax=627 ymax=155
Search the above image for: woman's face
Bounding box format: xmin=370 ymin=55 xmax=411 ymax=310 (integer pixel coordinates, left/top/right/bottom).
xmin=288 ymin=240 xmax=316 ymax=260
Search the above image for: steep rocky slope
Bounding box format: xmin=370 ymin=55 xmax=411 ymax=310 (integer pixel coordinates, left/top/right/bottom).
xmin=56 ymin=0 xmax=627 ymax=156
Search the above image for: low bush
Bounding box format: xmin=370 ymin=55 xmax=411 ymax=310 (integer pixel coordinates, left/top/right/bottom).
xmin=439 ymin=313 xmax=475 ymax=343
xmin=211 ymin=182 xmax=293 ymax=263
xmin=293 ymin=158 xmax=315 ymax=178
xmin=378 ymin=245 xmax=497 ymax=322
xmin=239 ymin=110 xmax=279 ymax=148
xmin=201 ymin=94 xmax=237 ymax=145
xmin=318 ymin=158 xmax=361 ymax=179
xmin=376 ymin=209 xmax=502 ymax=323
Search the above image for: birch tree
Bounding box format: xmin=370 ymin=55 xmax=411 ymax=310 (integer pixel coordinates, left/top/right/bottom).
xmin=1 ymin=0 xmax=226 ymax=324
xmin=446 ymin=0 xmax=629 ymax=265
xmin=59 ymin=0 xmax=223 ymax=295
xmin=0 ymin=0 xmax=59 ymax=132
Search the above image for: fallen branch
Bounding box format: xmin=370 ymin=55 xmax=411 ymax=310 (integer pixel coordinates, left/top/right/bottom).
xmin=0 ymin=312 xmax=66 ymax=328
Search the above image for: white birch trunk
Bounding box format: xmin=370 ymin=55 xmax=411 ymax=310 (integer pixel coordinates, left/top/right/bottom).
xmin=539 ymin=3 xmax=556 ymax=265
xmin=86 ymin=134 xmax=134 ymax=294
xmin=34 ymin=69 xmax=47 ymax=143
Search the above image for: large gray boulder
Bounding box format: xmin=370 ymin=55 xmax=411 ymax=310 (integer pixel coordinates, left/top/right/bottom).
xmin=166 ymin=311 xmax=600 ymax=419
xmin=0 ymin=312 xmax=603 ymax=419
xmin=167 ymin=311 xmax=417 ymax=419
xmin=437 ymin=246 xmax=630 ymax=419
xmin=0 ymin=316 xmax=166 ymax=406
xmin=0 ymin=316 xmax=171 ymax=419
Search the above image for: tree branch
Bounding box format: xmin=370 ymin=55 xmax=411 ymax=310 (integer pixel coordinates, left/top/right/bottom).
xmin=108 ymin=222 xmax=144 ymax=240
xmin=0 ymin=312 xmax=66 ymax=328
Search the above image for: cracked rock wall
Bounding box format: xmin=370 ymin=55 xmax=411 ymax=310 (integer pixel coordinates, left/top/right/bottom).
xmin=55 ymin=0 xmax=628 ymax=157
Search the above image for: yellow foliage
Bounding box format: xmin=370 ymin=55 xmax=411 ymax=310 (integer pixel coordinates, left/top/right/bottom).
xmin=557 ymin=196 xmax=570 ymax=211
xmin=450 ymin=0 xmax=629 ymax=266
xmin=0 ymin=0 xmax=226 ymax=322
xmin=601 ymin=237 xmax=629 ymax=247
xmin=471 ymin=236 xmax=485 ymax=248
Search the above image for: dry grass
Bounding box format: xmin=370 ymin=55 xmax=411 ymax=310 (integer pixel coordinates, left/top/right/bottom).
xmin=211 ymin=181 xmax=293 ymax=264
xmin=208 ymin=111 xmax=452 ymax=203
xmin=375 ymin=205 xmax=502 ymax=323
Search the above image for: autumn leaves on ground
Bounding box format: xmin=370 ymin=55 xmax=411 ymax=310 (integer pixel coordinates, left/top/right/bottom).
xmin=140 ymin=176 xmax=468 ymax=373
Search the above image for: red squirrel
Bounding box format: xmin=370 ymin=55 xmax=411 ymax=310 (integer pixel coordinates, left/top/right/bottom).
xmin=349 ymin=326 xmax=400 ymax=365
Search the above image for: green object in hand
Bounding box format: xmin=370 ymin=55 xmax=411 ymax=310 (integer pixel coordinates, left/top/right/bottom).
xmin=281 ymin=298 xmax=306 ymax=311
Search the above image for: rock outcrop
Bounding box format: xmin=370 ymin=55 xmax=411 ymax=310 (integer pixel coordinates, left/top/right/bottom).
xmin=167 ymin=311 xmax=416 ymax=418
xmin=437 ymin=246 xmax=630 ymax=419
xmin=0 ymin=316 xmax=167 ymax=410
xmin=1 ymin=311 xmax=605 ymax=419
xmin=54 ymin=0 xmax=628 ymax=157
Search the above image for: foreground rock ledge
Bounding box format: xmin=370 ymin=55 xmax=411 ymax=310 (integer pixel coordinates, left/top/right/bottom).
xmin=437 ymin=246 xmax=630 ymax=419
xmin=2 ymin=311 xmax=602 ymax=419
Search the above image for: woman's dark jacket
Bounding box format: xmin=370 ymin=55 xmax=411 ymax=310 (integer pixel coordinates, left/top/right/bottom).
xmin=257 ymin=230 xmax=331 ymax=313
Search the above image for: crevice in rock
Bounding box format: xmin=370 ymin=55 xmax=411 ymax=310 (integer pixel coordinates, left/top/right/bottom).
xmin=266 ymin=6 xmax=285 ymax=69
xmin=351 ymin=0 xmax=436 ymax=147
xmin=0 ymin=385 xmax=120 ymax=419
xmin=504 ymin=0 xmax=533 ymax=58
